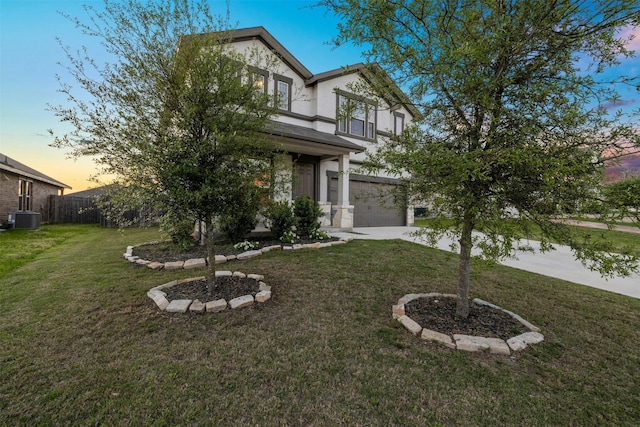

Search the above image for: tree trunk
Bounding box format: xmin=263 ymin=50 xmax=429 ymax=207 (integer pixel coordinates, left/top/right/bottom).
xmin=205 ymin=216 xmax=217 ymax=295
xmin=456 ymin=212 xmax=473 ymax=318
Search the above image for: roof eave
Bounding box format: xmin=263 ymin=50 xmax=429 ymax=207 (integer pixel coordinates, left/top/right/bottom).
xmin=224 ymin=26 xmax=314 ymax=80
xmin=0 ymin=163 xmax=70 ymax=189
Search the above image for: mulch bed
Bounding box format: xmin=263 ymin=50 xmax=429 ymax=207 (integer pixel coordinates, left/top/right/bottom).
xmin=404 ymin=296 xmax=529 ymax=339
xmin=134 ymin=236 xmax=339 ymax=263
xmin=163 ymin=276 xmax=260 ymax=302
xmin=143 ymin=239 xmax=527 ymax=338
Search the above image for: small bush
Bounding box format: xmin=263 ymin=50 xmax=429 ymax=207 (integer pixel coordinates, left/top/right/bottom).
xmin=280 ymin=230 xmax=298 ymax=244
xmin=219 ymin=188 xmax=261 ymax=243
xmin=160 ymin=211 xmax=196 ymax=250
xmin=294 ymin=195 xmax=323 ymax=238
xmin=264 ymin=200 xmax=296 ymax=240
xmin=219 ymin=208 xmax=259 ymax=244
xmin=309 ymin=228 xmax=330 ymax=240
xmin=605 ymin=176 xmax=640 ymax=213
xmin=233 ymin=240 xmax=260 ymax=251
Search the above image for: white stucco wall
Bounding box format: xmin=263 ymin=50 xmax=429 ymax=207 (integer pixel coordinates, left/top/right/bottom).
xmin=227 ymin=32 xmax=415 ymax=227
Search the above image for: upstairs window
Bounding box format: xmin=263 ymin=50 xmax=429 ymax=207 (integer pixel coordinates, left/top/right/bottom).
xmin=248 ymin=66 xmax=268 ymax=95
xmin=336 ymin=91 xmax=376 ymax=140
xmin=394 ymin=111 xmax=405 ymax=135
xmin=18 ymin=179 xmax=32 ymax=211
xmin=367 ymin=105 xmax=375 ymax=139
xmin=274 ymin=74 xmax=293 ymax=111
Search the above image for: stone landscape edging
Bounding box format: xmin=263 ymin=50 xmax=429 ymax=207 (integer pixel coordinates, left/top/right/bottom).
xmin=124 ymin=238 xmax=351 ymax=271
xmin=147 ymin=271 xmax=271 ymax=314
xmin=393 ymin=293 xmax=544 ymax=355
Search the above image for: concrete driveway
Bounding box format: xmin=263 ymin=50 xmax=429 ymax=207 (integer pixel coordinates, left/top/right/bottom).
xmin=330 ymin=226 xmax=640 ymax=299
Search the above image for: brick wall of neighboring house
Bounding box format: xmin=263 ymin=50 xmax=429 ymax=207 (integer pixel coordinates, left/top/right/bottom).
xmin=0 ymin=170 xmax=62 ymax=223
xmin=32 ymin=181 xmax=62 ymax=223
xmin=0 ymin=171 xmax=19 ymax=223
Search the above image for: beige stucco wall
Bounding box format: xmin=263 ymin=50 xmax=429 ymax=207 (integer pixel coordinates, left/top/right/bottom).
xmin=230 ymin=34 xmax=415 ymax=227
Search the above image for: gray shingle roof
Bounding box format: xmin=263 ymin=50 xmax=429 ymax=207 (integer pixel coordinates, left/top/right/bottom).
xmin=267 ymin=121 xmax=364 ymax=153
xmin=0 ymin=153 xmax=70 ymax=189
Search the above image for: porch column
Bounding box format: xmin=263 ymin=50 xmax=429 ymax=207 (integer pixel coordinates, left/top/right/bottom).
xmin=337 ymin=154 xmax=349 ymax=205
xmin=333 ymin=154 xmax=354 ymax=229
xmin=318 ymin=159 xmax=332 ymax=227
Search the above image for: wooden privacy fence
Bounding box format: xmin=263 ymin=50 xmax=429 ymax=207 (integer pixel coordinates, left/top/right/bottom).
xmin=47 ymin=195 xmax=101 ymax=224
xmin=47 ymin=195 xmax=161 ymax=226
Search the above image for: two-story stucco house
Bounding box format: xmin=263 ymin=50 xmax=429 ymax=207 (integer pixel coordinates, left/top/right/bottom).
xmin=214 ymin=27 xmax=418 ymax=229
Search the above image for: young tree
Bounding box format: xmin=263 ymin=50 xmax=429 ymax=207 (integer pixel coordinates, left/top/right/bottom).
xmin=49 ymin=0 xmax=284 ymax=292
xmin=605 ymin=175 xmax=640 ymax=222
xmin=322 ymin=0 xmax=640 ymax=316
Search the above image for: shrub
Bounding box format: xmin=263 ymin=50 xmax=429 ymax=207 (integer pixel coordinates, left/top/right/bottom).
xmin=160 ymin=210 xmax=196 ymax=250
xmin=219 ymin=189 xmax=260 ymax=243
xmin=309 ymin=228 xmax=330 ymax=240
xmin=280 ymin=230 xmax=298 ymax=244
xmin=264 ymin=199 xmax=296 ymax=240
xmin=293 ymin=195 xmax=323 ymax=238
xmin=233 ymin=240 xmax=260 ymax=251
xmin=605 ymin=176 xmax=640 ymax=214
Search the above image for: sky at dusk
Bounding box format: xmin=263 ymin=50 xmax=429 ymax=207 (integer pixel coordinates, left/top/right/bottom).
xmin=0 ymin=0 xmax=362 ymax=192
xmin=1 ymin=0 xmax=638 ymax=193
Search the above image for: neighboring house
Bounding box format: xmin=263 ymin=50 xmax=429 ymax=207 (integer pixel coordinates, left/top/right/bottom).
xmin=0 ymin=153 xmax=70 ymax=223
xmin=216 ymin=27 xmax=418 ymax=228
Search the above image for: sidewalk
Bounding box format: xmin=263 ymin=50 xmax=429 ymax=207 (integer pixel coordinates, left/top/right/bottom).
xmin=330 ymin=226 xmax=640 ymax=299
xmin=561 ymin=220 xmax=640 ymax=234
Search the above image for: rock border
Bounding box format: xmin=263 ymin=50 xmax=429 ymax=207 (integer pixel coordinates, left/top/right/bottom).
xmin=393 ymin=293 xmax=544 ymax=354
xmin=125 ymin=238 xmax=351 ymax=271
xmin=147 ymin=271 xmax=271 ymax=313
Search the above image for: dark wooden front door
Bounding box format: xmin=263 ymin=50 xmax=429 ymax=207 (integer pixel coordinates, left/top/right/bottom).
xmin=293 ymin=162 xmax=316 ymax=200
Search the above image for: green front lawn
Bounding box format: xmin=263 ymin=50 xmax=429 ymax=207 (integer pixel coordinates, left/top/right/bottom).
xmin=1 ymin=226 xmax=639 ymax=425
xmin=0 ymin=224 xmax=96 ymax=279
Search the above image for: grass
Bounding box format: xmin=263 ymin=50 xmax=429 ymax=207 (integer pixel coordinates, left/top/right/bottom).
xmin=1 ymin=226 xmax=640 ymax=425
xmin=0 ymin=224 xmax=95 ymax=279
xmin=414 ymin=217 xmax=640 ymax=257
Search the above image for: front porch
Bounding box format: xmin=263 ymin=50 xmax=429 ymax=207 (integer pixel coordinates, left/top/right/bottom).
xmin=266 ymin=121 xmax=362 ymax=230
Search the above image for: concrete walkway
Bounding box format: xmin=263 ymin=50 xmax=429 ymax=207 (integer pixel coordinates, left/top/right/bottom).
xmin=561 ymin=220 xmax=640 ymax=234
xmin=329 ymin=226 xmax=640 ymax=299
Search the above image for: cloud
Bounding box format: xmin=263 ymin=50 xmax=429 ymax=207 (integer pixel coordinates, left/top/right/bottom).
xmin=618 ymin=25 xmax=640 ymax=51
xmin=599 ymin=98 xmax=638 ymax=111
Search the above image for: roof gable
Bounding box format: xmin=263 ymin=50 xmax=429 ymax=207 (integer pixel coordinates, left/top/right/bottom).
xmin=210 ymin=26 xmax=314 ymax=80
xmin=306 ymin=63 xmax=421 ymax=120
xmin=188 ymin=27 xmax=420 ymax=121
xmin=0 ymin=153 xmax=70 ymax=189
xmin=222 ymin=28 xmax=419 ymax=120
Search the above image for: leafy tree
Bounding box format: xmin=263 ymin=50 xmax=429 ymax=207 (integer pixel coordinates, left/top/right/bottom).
xmin=49 ymin=0 xmax=285 ymax=292
xmin=605 ymin=176 xmax=640 ymax=222
xmin=322 ymin=0 xmax=640 ymax=316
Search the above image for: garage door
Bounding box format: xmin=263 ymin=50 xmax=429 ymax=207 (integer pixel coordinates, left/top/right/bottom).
xmin=328 ymin=175 xmax=406 ymax=227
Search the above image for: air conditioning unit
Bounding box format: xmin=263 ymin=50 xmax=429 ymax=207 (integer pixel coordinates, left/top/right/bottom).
xmin=14 ymin=211 xmax=41 ymax=229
